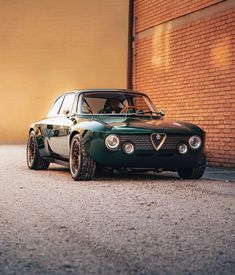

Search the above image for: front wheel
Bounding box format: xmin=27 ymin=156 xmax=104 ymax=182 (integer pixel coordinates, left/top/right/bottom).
xmin=26 ymin=131 xmax=50 ymax=170
xmin=177 ymin=160 xmax=206 ymax=180
xmin=69 ymin=134 xmax=96 ymax=181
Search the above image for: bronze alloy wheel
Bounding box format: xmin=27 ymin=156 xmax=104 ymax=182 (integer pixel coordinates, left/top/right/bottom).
xmin=27 ymin=133 xmax=36 ymax=167
xmin=70 ymin=138 xmax=81 ymax=177
xmin=26 ymin=131 xmax=50 ymax=170
xmin=69 ymin=134 xmax=96 ymax=181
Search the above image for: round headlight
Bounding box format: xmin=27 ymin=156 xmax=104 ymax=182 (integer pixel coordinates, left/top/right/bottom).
xmin=123 ymin=142 xmax=135 ymax=154
xmin=105 ymin=134 xmax=120 ymax=150
xmin=189 ymin=135 xmax=202 ymax=150
xmin=178 ymin=143 xmax=188 ymax=154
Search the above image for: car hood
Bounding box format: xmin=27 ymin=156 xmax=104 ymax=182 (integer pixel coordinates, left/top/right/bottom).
xmin=76 ymin=116 xmax=204 ymax=135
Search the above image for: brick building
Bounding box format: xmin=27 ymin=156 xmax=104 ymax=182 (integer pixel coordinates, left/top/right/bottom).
xmin=132 ymin=0 xmax=235 ymax=167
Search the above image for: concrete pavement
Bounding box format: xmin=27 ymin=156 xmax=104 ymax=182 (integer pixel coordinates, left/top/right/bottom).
xmin=203 ymin=167 xmax=235 ymax=182
xmin=0 ymin=145 xmax=234 ymax=274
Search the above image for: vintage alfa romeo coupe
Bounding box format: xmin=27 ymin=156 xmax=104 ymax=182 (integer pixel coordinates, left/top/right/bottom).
xmin=27 ymin=89 xmax=206 ymax=180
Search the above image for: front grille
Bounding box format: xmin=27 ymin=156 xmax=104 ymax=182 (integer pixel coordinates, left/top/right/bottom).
xmin=120 ymin=134 xmax=190 ymax=151
xmin=120 ymin=135 xmax=153 ymax=150
xmin=161 ymin=135 xmax=189 ymax=150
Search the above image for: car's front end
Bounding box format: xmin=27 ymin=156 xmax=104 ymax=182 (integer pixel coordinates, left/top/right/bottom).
xmin=80 ymin=117 xmax=206 ymax=172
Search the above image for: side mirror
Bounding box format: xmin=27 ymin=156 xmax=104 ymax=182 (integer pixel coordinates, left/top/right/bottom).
xmin=62 ymin=107 xmax=70 ymax=117
xmin=159 ymin=109 xmax=165 ymax=117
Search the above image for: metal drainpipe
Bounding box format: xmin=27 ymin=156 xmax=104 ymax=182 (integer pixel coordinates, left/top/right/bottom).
xmin=127 ymin=0 xmax=135 ymax=90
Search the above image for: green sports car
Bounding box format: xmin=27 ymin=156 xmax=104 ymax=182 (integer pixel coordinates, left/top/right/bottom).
xmin=27 ymin=89 xmax=206 ymax=180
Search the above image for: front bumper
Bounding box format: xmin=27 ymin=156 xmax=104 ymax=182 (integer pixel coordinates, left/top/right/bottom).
xmin=87 ymin=135 xmax=205 ymax=169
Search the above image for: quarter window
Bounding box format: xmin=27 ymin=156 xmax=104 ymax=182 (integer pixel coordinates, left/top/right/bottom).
xmin=47 ymin=96 xmax=64 ymax=117
xmin=59 ymin=93 xmax=75 ymax=114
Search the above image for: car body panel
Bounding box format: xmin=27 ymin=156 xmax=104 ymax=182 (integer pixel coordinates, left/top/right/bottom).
xmin=73 ymin=116 xmax=203 ymax=134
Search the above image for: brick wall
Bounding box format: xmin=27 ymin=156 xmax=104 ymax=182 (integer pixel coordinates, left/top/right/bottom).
xmin=135 ymin=0 xmax=223 ymax=32
xmin=134 ymin=0 xmax=235 ymax=167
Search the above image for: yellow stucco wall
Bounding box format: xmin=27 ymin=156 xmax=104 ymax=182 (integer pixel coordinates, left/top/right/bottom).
xmin=0 ymin=0 xmax=129 ymax=143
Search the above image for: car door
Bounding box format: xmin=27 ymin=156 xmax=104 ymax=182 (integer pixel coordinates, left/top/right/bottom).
xmin=36 ymin=94 xmax=65 ymax=158
xmin=48 ymin=93 xmax=76 ymax=159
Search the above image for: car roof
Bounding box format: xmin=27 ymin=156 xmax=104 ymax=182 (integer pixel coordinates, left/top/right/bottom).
xmin=61 ymin=89 xmax=146 ymax=96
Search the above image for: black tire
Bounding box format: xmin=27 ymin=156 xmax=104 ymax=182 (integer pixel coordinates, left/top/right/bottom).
xmin=69 ymin=134 xmax=96 ymax=181
xmin=26 ymin=131 xmax=50 ymax=170
xmin=177 ymin=158 xmax=206 ymax=180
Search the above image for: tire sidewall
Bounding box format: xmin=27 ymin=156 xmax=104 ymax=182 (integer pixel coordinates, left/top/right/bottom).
xmin=69 ymin=135 xmax=82 ymax=179
xmin=178 ymin=161 xmax=206 ymax=179
xmin=27 ymin=131 xmax=37 ymax=169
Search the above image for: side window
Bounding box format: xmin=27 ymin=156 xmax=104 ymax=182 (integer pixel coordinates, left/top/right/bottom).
xmin=59 ymin=93 xmax=75 ymax=114
xmin=47 ymin=96 xmax=64 ymax=117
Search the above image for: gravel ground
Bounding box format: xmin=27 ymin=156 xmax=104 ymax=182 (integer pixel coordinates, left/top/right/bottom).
xmin=0 ymin=145 xmax=234 ymax=275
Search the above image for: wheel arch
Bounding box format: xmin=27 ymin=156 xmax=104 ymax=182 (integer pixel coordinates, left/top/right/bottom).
xmin=69 ymin=130 xmax=89 ymax=145
xmin=29 ymin=128 xmax=34 ymax=133
xmin=69 ymin=131 xmax=79 ymax=145
xmin=28 ymin=123 xmax=36 ymax=134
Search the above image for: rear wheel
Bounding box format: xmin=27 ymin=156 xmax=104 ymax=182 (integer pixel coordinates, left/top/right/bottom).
xmin=26 ymin=131 xmax=50 ymax=170
xmin=69 ymin=134 xmax=96 ymax=181
xmin=177 ymin=158 xmax=206 ymax=179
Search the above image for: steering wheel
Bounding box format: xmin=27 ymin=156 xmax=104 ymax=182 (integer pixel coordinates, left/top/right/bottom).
xmin=120 ymin=106 xmax=136 ymax=113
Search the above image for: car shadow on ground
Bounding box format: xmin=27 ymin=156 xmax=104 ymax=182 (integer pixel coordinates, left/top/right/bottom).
xmin=94 ymin=172 xmax=179 ymax=181
xmin=47 ymin=165 xmax=179 ymax=181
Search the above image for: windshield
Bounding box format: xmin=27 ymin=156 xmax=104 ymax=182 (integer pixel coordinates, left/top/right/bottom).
xmin=77 ymin=92 xmax=158 ymax=116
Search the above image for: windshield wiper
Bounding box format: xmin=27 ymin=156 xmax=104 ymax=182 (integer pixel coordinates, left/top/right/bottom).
xmin=124 ymin=111 xmax=162 ymax=118
xmin=135 ymin=111 xmax=162 ymax=117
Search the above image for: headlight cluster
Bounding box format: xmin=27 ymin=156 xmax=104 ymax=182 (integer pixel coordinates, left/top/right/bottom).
xmin=105 ymin=134 xmax=120 ymax=149
xmin=178 ymin=143 xmax=188 ymax=154
xmin=178 ymin=135 xmax=202 ymax=154
xmin=105 ymin=134 xmax=202 ymax=155
xmin=105 ymin=135 xmax=135 ymax=154
xmin=189 ymin=135 xmax=202 ymax=150
xmin=123 ymin=142 xmax=135 ymax=154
